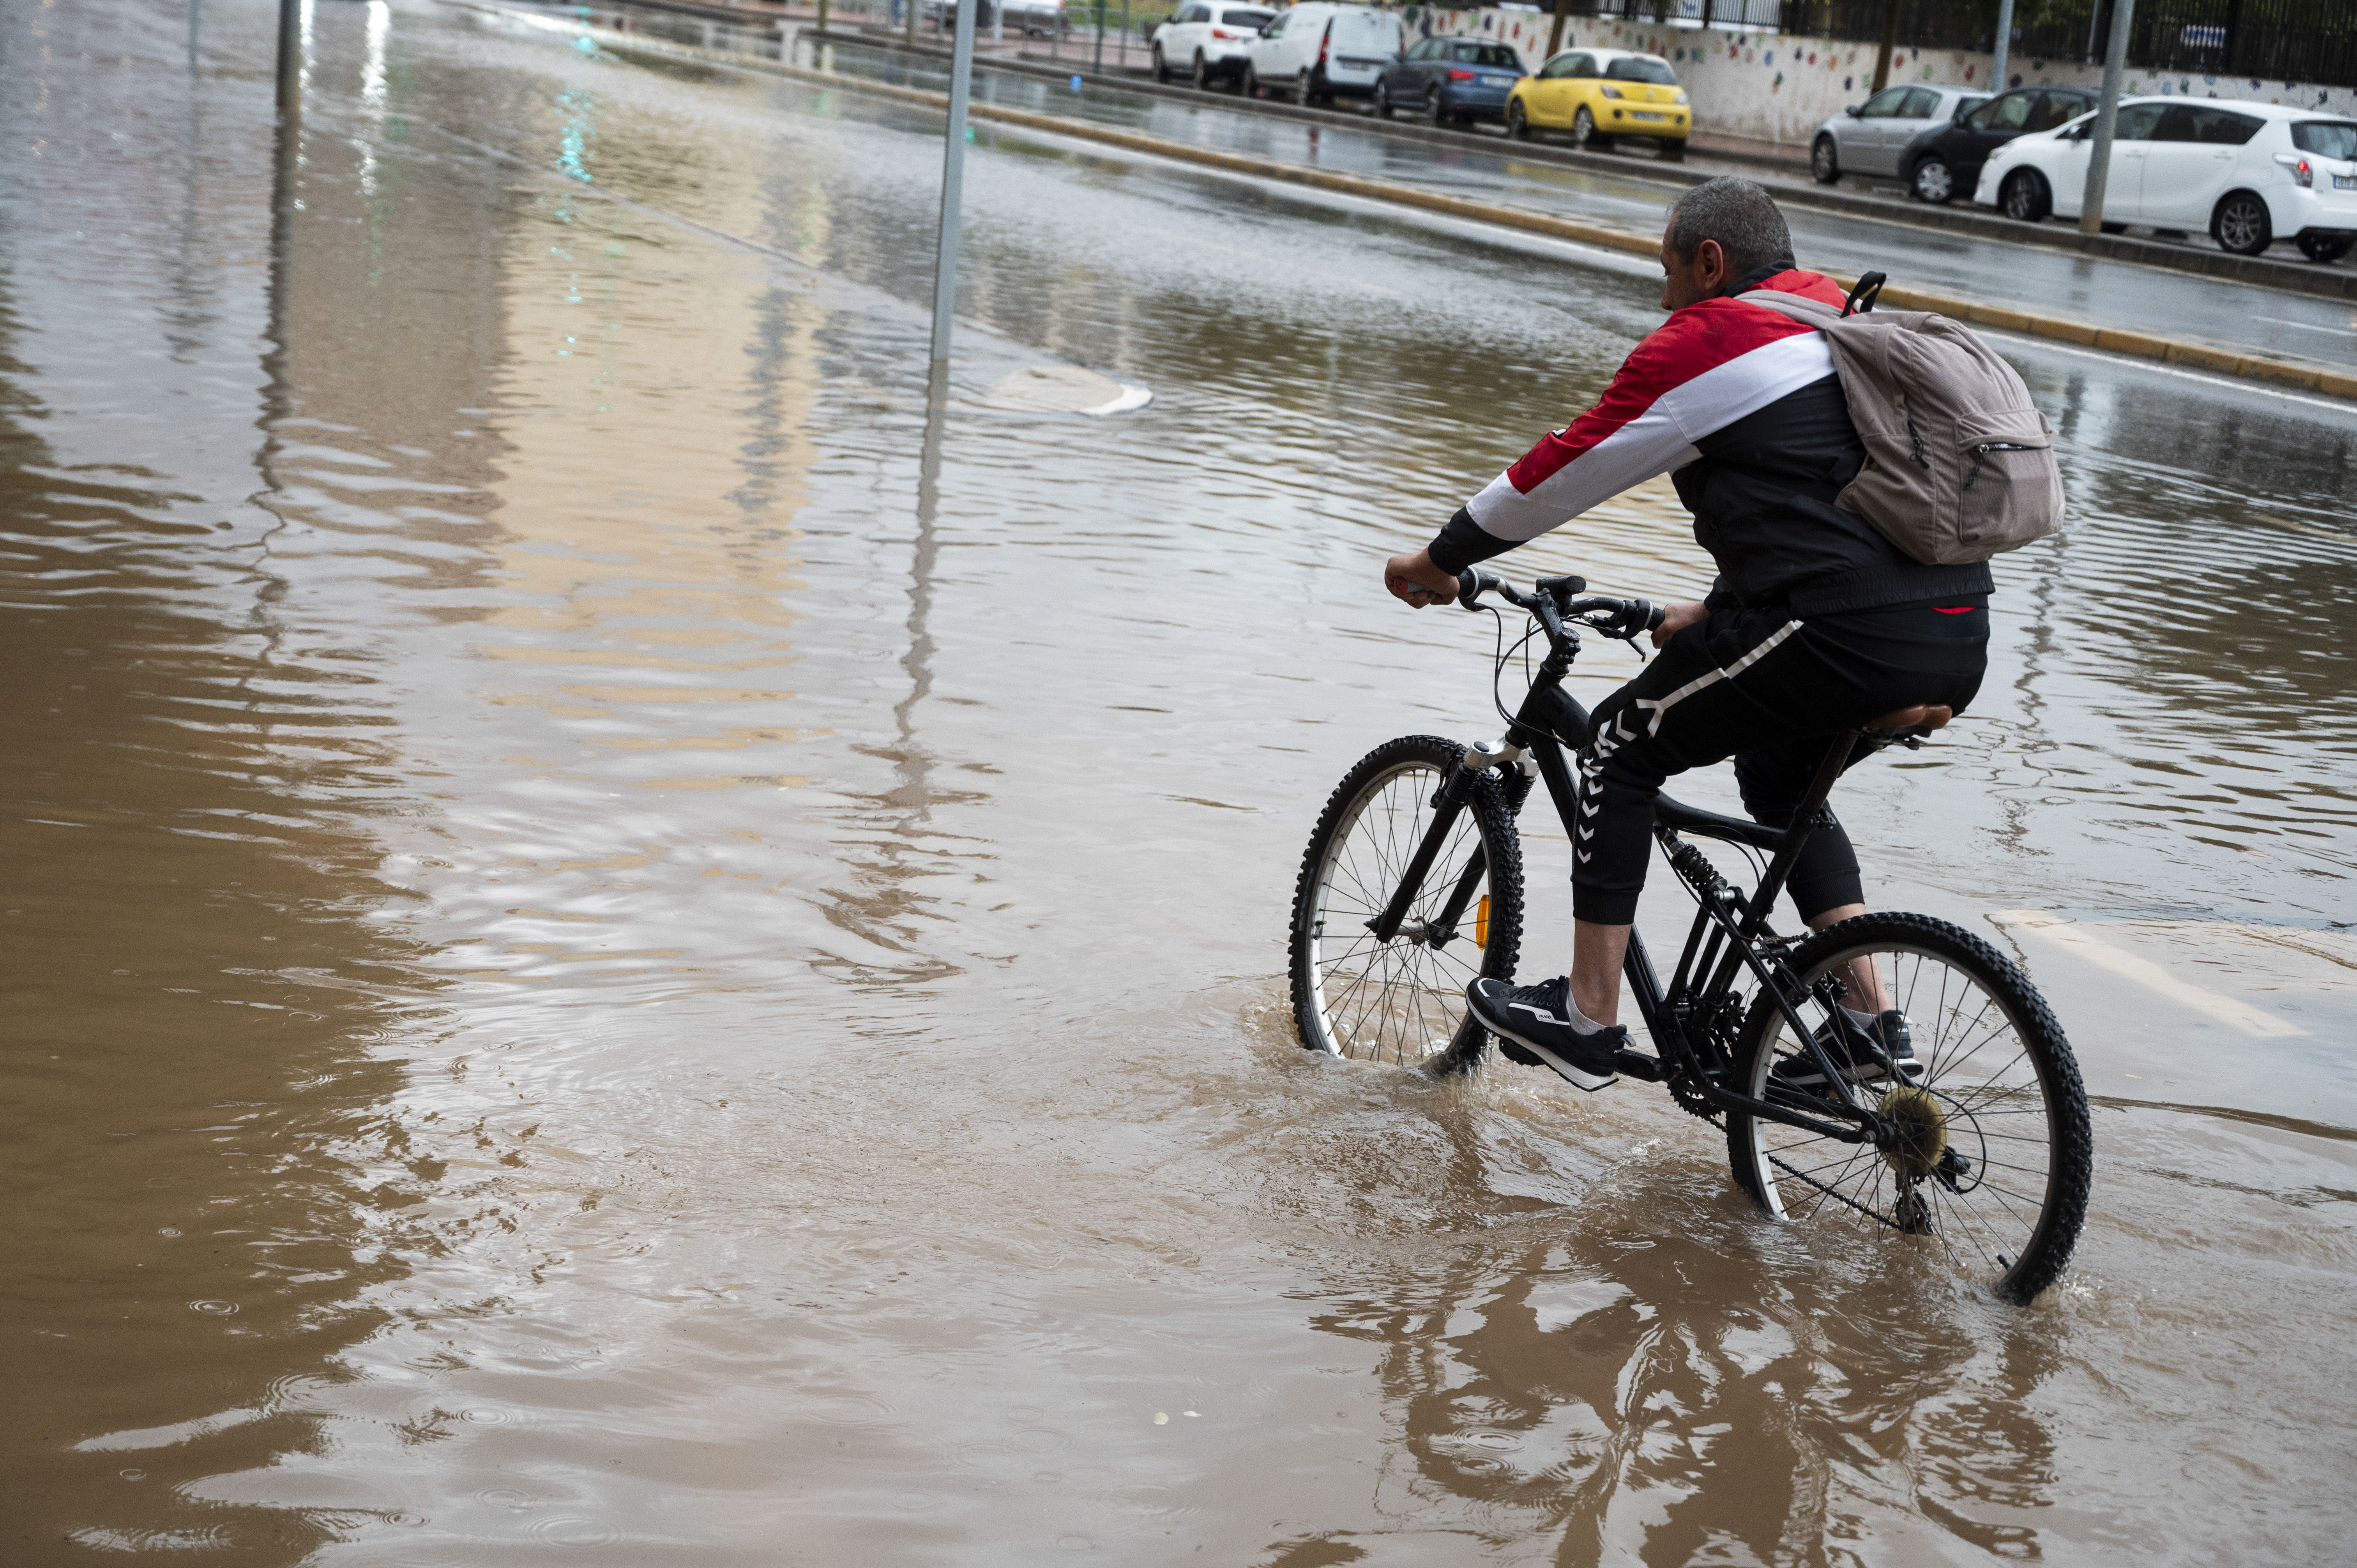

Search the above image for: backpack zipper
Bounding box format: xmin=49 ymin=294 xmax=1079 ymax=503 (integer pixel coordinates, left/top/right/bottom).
xmin=1962 ymin=441 xmax=2034 ymax=490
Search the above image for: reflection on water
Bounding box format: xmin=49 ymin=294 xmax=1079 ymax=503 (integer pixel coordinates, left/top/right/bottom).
xmin=4 ymin=0 xmax=2354 ymax=1561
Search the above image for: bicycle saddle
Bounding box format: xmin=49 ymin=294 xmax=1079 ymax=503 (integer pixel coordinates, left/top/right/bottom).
xmin=1865 ymin=703 xmax=1953 ymax=732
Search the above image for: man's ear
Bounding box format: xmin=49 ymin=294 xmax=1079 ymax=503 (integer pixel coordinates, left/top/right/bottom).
xmin=1699 ymin=238 xmax=1727 ymax=285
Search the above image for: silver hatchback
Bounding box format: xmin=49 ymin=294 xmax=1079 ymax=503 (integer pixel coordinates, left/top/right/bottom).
xmin=1812 ymin=83 xmax=1988 ymax=183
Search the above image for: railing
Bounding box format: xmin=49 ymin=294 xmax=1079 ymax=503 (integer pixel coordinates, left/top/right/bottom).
xmin=1774 ymin=0 xmax=2357 ymax=89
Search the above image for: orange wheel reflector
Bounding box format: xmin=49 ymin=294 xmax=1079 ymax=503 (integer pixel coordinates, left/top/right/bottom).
xmin=1475 ymin=893 xmax=1490 ymax=949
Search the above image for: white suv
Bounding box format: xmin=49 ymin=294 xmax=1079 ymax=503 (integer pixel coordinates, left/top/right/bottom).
xmin=1152 ymin=1 xmax=1277 ymax=90
xmin=1974 ymin=99 xmax=2357 ymax=261
xmin=1240 ymin=3 xmax=1404 ymax=107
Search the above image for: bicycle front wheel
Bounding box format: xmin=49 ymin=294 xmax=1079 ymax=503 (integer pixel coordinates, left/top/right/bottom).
xmin=1288 ymin=736 xmax=1523 ymax=1068
xmin=1724 ymin=911 xmax=2093 ymax=1303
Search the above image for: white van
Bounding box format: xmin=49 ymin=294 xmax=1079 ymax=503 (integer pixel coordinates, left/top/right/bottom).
xmin=1241 ymin=4 xmax=1403 ymax=107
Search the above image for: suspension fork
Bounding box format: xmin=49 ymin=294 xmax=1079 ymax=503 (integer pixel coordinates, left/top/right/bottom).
xmin=1366 ymin=756 xmax=1482 ymax=942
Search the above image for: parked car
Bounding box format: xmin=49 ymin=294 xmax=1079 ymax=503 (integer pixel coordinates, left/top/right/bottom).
xmin=1373 ymin=37 xmax=1525 ymax=126
xmin=1974 ymin=99 xmax=2357 ymax=260
xmin=1899 ymin=85 xmax=2094 ymax=204
xmin=923 ymin=0 xmax=1066 ymax=37
xmin=1504 ymin=48 xmax=1689 ymax=156
xmin=1810 ymin=83 xmax=1988 ymax=184
xmin=1240 ymin=4 xmax=1404 ymax=107
xmin=1152 ymin=1 xmax=1275 ymax=89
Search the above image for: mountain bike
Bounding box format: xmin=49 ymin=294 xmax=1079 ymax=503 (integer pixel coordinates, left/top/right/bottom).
xmin=1287 ymin=568 xmax=2092 ymax=1303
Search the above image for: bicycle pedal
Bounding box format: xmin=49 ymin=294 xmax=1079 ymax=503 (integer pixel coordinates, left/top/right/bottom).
xmin=1608 ymin=1049 xmax=1665 ymax=1083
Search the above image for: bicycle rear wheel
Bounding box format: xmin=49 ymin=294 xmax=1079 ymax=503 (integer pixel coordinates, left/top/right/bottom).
xmin=1724 ymin=911 xmax=2092 ymax=1303
xmin=1289 ymin=736 xmax=1523 ymax=1067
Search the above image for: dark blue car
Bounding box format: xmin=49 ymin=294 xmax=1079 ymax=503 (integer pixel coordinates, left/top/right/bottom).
xmin=1374 ymin=37 xmax=1525 ymax=126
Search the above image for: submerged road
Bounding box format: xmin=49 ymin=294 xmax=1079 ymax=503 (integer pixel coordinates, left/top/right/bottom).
xmin=534 ymin=0 xmax=2357 ymax=379
xmin=5 ymin=0 xmax=2355 ymax=1561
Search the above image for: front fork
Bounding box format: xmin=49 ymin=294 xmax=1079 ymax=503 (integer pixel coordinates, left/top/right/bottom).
xmin=1367 ymin=747 xmax=1503 ymax=945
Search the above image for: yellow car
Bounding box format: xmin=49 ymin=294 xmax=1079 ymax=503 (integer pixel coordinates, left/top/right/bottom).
xmin=1505 ymin=47 xmax=1690 ymax=158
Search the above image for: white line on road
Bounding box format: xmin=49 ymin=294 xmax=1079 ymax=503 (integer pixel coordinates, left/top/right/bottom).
xmin=1992 ymin=910 xmax=2308 ymax=1038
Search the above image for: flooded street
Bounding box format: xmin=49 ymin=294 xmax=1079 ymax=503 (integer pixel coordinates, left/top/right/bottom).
xmin=5 ymin=0 xmax=2355 ymax=1561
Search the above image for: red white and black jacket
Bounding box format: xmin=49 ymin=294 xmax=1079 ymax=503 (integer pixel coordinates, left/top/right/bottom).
xmin=1427 ymin=267 xmax=1993 ymax=618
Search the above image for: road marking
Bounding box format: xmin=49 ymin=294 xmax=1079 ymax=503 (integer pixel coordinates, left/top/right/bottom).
xmin=2251 ymin=314 xmax=2357 ymax=337
xmin=1992 ymin=910 xmax=2308 ymax=1038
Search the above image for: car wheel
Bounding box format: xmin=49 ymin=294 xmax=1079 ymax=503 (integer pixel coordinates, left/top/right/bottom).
xmin=1425 ymin=89 xmax=1447 ymax=126
xmin=1811 ymin=134 xmax=1839 ymax=184
xmin=1373 ymin=81 xmax=1392 ymax=118
xmin=1152 ymin=46 xmax=1169 ymax=84
xmin=1505 ymin=99 xmax=1530 ymax=140
xmin=1242 ymin=63 xmax=1261 ymax=99
xmin=2000 ymin=168 xmax=2051 ymax=223
xmin=2212 ymin=191 xmax=2273 ymax=256
xmin=1910 ymin=157 xmax=1954 ymax=203
xmin=1659 ymin=138 xmax=1686 ymax=162
xmin=1572 ymin=105 xmax=1608 ymax=150
xmin=2295 ymin=232 xmax=2355 ymax=264
xmin=1192 ymin=52 xmax=1210 ymax=90
xmin=1296 ymin=67 xmax=1316 ymax=106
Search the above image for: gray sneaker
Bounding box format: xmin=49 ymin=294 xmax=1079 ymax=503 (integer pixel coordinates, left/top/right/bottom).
xmin=1771 ymin=1008 xmax=1923 ymax=1091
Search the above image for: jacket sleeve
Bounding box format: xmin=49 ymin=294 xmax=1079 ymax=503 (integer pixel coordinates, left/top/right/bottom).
xmin=1424 ymin=307 xmax=1837 ymax=572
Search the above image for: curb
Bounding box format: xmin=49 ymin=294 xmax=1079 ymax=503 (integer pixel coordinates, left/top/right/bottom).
xmin=824 ymin=27 xmax=2357 ymax=305
xmin=454 ymin=3 xmax=2357 ymax=402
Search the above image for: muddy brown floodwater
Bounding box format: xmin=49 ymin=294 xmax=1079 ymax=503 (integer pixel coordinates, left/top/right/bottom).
xmin=5 ymin=1 xmax=2355 ymax=1563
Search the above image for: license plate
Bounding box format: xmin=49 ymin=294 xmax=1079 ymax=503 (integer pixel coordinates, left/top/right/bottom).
xmin=2337 ymin=174 xmax=2357 ymax=190
xmin=1630 ymin=110 xmax=1665 ymax=122
xmin=1484 ymin=75 xmax=1514 ymax=87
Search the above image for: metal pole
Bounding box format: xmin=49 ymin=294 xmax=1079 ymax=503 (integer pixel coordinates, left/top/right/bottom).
xmin=1092 ymin=0 xmax=1104 ymax=72
xmin=1990 ymin=0 xmax=2013 ymax=92
xmin=816 ymin=0 xmax=828 ymax=39
xmin=2078 ymin=0 xmax=2134 ymax=235
xmin=1120 ymin=0 xmax=1129 ymax=69
xmin=1547 ymin=0 xmax=1571 ymax=58
xmin=275 ymin=0 xmax=302 ymax=116
xmin=993 ymin=0 xmax=1002 ymax=47
xmin=1869 ymin=0 xmax=1897 ymax=93
xmin=929 ymin=0 xmax=980 ymax=364
xmin=905 ymin=0 xmax=916 ymax=49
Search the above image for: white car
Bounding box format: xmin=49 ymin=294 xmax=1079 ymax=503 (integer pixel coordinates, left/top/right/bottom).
xmin=1810 ymin=83 xmax=1988 ymax=184
xmin=1974 ymin=98 xmax=2357 ymax=262
xmin=1240 ymin=3 xmax=1403 ymax=108
xmin=1150 ymin=1 xmax=1276 ymax=90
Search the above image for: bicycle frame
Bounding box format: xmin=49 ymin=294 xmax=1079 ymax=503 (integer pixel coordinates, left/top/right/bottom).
xmin=1396 ymin=597 xmax=1907 ymax=1145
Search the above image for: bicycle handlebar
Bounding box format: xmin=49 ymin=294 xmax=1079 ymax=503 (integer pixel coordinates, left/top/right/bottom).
xmin=1455 ymin=568 xmax=1667 ymax=641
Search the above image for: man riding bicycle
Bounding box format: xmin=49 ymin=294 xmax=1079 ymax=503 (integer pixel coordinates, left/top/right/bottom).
xmin=1383 ymin=178 xmax=1993 ymax=1086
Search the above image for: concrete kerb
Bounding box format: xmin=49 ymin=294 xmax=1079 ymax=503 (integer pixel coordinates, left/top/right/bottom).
xmin=827 ymin=26 xmax=2357 ymax=307
xmin=451 ymin=2 xmax=2357 ymax=403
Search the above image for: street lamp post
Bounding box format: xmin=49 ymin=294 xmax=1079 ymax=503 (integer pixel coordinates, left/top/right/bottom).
xmin=1991 ymin=0 xmax=2014 ymax=92
xmin=929 ymin=0 xmax=981 ymax=367
xmin=276 ymin=0 xmax=302 ymax=115
xmin=2079 ymin=0 xmax=2136 ymax=235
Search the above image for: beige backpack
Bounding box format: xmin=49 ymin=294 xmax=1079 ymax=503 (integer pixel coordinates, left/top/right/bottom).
xmin=1742 ymin=275 xmax=2064 ymax=566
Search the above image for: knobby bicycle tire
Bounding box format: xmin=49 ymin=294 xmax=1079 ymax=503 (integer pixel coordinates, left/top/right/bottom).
xmin=1288 ymin=736 xmax=1524 ymax=1069
xmin=1724 ymin=911 xmax=2093 ymax=1303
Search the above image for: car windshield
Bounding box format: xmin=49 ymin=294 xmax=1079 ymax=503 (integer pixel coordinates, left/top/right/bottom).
xmin=1452 ymin=43 xmax=1520 ymax=67
xmin=2292 ymin=120 xmax=2357 ymax=159
xmin=1604 ymin=57 xmax=1675 ymax=84
xmin=1970 ymin=92 xmax=2034 ymax=132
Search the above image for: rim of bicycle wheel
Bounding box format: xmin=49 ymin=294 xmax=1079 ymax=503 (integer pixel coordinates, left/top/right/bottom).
xmin=1304 ymin=759 xmax=1496 ymax=1065
xmin=1741 ymin=939 xmax=2065 ymax=1289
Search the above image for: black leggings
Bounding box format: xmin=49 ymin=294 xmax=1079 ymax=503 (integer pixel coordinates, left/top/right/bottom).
xmin=1571 ymin=600 xmax=1989 ymax=925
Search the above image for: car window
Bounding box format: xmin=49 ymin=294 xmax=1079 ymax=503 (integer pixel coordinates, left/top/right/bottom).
xmin=1178 ymin=5 xmax=1206 ymax=24
xmin=2025 ymin=91 xmax=2084 ymax=132
xmin=2110 ymin=103 xmax=2163 ymax=141
xmin=1970 ymin=92 xmax=2033 ymax=132
xmin=2292 ymin=120 xmax=2357 ymax=159
xmin=1538 ymin=53 xmax=1581 ymax=79
xmin=2189 ymin=107 xmax=2262 ymax=145
xmin=1859 ymin=87 xmax=1910 ymax=118
xmin=1226 ymin=7 xmax=1273 ymax=26
xmin=1604 ymin=56 xmax=1675 ymax=84
xmin=1259 ymin=12 xmax=1283 ymax=37
xmin=1899 ymin=87 xmax=1943 ymax=118
xmin=1454 ymin=42 xmax=1518 ymax=67
xmin=1403 ymin=37 xmax=1436 ymax=60
xmin=1952 ymin=94 xmax=1990 ymax=120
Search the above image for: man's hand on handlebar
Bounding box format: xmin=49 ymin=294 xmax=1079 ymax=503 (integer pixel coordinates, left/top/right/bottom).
xmin=1384 ymin=549 xmax=1459 ymax=608
xmin=1651 ymin=599 xmax=1707 ymax=649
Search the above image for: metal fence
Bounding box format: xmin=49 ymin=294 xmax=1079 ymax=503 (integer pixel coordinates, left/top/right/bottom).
xmin=1772 ymin=0 xmax=2357 ymax=89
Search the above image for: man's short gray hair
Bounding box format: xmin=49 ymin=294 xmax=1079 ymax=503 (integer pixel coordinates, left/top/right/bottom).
xmin=1666 ymin=177 xmax=1794 ymax=280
